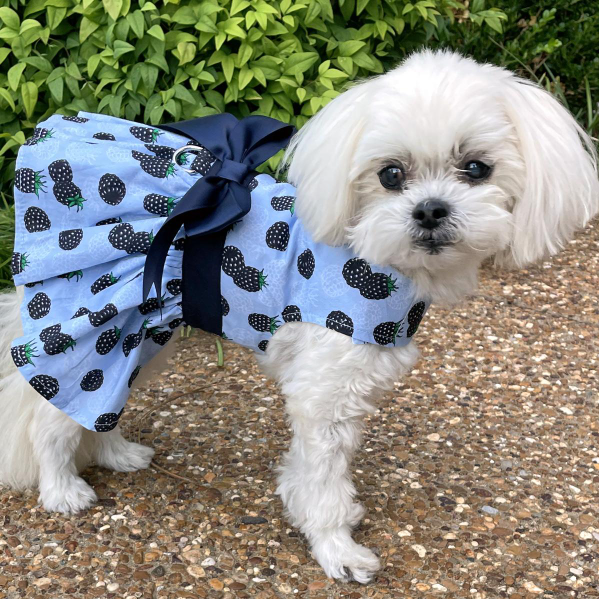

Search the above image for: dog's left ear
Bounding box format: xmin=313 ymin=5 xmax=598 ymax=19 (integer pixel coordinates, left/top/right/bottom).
xmin=496 ymin=76 xmax=599 ymax=267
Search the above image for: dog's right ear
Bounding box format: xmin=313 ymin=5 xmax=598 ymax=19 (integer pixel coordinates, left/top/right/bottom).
xmin=282 ymin=79 xmax=377 ymax=245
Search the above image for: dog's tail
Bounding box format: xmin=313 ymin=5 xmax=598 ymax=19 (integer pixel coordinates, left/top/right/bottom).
xmin=0 ymin=287 xmax=41 ymax=488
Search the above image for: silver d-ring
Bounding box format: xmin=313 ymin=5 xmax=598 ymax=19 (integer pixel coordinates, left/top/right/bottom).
xmin=173 ymin=144 xmax=205 ymax=174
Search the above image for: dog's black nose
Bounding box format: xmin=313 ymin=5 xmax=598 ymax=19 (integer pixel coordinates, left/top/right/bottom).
xmin=412 ymin=199 xmax=450 ymax=230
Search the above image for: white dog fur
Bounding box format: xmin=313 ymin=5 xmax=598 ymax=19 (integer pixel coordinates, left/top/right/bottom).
xmin=0 ymin=50 xmax=597 ymax=583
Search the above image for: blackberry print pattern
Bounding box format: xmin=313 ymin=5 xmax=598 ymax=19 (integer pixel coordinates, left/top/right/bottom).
xmin=11 ymin=111 xmax=430 ymax=434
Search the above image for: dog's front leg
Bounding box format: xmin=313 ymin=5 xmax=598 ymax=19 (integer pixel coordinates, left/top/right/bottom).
xmin=262 ymin=324 xmax=419 ymax=583
xmin=278 ymin=402 xmax=379 ymax=583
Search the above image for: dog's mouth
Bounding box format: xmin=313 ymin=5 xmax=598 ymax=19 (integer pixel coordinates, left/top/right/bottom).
xmin=412 ymin=232 xmax=456 ymax=254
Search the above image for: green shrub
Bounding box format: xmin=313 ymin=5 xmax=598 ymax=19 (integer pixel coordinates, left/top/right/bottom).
xmin=0 ymin=0 xmax=597 ymax=288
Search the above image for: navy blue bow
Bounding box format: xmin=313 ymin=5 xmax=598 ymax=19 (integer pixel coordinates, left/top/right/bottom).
xmin=142 ymin=113 xmax=295 ymax=334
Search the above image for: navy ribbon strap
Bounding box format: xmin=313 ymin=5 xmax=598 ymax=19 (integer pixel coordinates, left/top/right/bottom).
xmin=143 ymin=113 xmax=295 ymax=335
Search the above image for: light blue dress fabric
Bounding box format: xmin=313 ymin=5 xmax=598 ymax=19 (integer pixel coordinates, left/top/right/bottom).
xmin=11 ymin=112 xmax=430 ymax=432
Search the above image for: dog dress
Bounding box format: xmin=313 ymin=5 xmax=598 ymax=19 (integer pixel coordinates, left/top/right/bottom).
xmin=10 ymin=112 xmax=430 ymax=432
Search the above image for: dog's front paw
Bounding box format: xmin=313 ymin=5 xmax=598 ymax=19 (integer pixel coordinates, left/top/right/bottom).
xmin=40 ymin=476 xmax=97 ymax=514
xmin=311 ymin=532 xmax=380 ymax=584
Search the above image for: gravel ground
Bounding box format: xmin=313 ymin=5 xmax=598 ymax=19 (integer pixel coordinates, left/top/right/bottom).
xmin=1 ymin=221 xmax=598 ymax=599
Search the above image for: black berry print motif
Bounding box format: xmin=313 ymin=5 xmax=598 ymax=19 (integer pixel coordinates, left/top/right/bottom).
xmin=72 ymin=306 xmax=90 ymax=319
xmin=94 ymin=409 xmax=123 ymax=432
xmin=234 ymin=266 xmax=267 ymax=292
xmin=173 ymin=237 xmax=185 ymax=251
xmin=24 ymin=281 xmax=43 ymax=288
xmin=48 ymin=159 xmax=73 ymax=183
xmin=11 ymin=340 xmax=39 ymax=367
xmin=132 ymin=150 xmax=175 ymax=179
xmin=81 ymin=369 xmax=104 ymax=391
xmin=146 ymin=327 xmax=173 ymax=346
xmin=30 ymin=374 xmax=59 ymax=400
xmin=222 ymin=246 xmax=245 ymax=277
xmin=143 ymin=193 xmax=178 ymax=217
xmin=27 ymin=292 xmax=51 ymax=319
xmin=168 ymin=318 xmax=184 ymax=329
xmin=281 ymin=305 xmax=302 ymax=323
xmin=123 ymin=319 xmax=150 ymax=357
xmin=96 ymin=217 xmax=122 ymax=226
xmin=248 ymin=313 xmax=280 ymax=334
xmin=58 ymin=270 xmax=83 ymax=282
xmin=342 ymin=258 xmax=372 ymax=289
xmin=39 ymin=324 xmax=61 ymax=342
xmin=15 ymin=168 xmax=47 ymax=197
xmin=130 ymin=126 xmax=162 ymax=143
xmin=297 ymin=249 xmax=315 ymax=279
xmin=96 ymin=326 xmax=121 ymax=355
xmin=127 ymin=366 xmax=141 ymax=388
xmin=126 ymin=230 xmax=153 ymax=255
xmin=43 ymin=331 xmax=76 ymax=355
xmin=98 ymin=173 xmax=126 ymax=206
xmin=39 ymin=324 xmax=62 ymax=343
xmin=221 ymin=296 xmax=229 ymax=317
xmin=91 ymin=272 xmax=121 ymax=295
xmin=108 ymin=222 xmax=134 ymax=250
xmin=144 ymin=144 xmax=176 ymax=159
xmin=11 ymin=252 xmax=29 ymax=275
xmin=271 ymin=195 xmax=295 ymax=215
xmin=326 ymin=310 xmax=354 ymax=337
xmin=24 ymin=207 xmax=51 ymax=232
xmin=258 ymin=340 xmax=269 ymax=352
xmin=93 ymin=132 xmax=116 ymax=140
xmin=222 ymin=246 xmax=267 ymax=292
xmin=166 ymin=279 xmax=182 ymax=296
xmin=373 ymin=321 xmax=404 ymax=345
xmin=189 ymin=148 xmax=214 ymax=175
xmin=62 ymin=115 xmax=89 ymax=123
xmin=406 ymin=301 xmax=426 ymax=337
xmin=360 ymin=272 xmax=398 ymax=300
xmin=53 ymin=181 xmax=86 ymax=210
xmin=88 ymin=303 xmax=118 ymax=327
xmin=248 ymin=178 xmax=258 ymax=191
xmin=58 ymin=229 xmax=83 ymax=250
xmin=138 ymin=295 xmax=165 ymax=315
xmin=342 ymin=258 xmax=397 ymax=300
xmin=265 ymin=221 xmax=290 ymax=251
xmin=24 ymin=127 xmax=54 ymax=146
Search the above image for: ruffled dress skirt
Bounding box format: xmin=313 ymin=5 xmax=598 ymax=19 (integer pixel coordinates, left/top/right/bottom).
xmin=10 ymin=112 xmax=203 ymax=432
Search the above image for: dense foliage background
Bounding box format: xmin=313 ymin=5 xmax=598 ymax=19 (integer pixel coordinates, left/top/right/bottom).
xmin=0 ymin=0 xmax=597 ymax=286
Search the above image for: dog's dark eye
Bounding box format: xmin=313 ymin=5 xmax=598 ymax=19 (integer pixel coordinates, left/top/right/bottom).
xmin=378 ymin=165 xmax=405 ymax=190
xmin=463 ymin=160 xmax=491 ymax=181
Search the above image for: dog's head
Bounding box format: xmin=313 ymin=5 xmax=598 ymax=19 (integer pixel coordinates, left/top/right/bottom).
xmin=284 ymin=50 xmax=599 ymax=282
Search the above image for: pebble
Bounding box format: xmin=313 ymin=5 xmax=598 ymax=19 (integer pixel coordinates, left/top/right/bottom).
xmin=481 ymin=505 xmax=499 ymax=516
xmin=411 ymin=544 xmax=427 ymax=558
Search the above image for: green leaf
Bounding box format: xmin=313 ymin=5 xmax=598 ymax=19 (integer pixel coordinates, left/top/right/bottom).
xmin=146 ymin=24 xmax=164 ymax=41
xmin=176 ymin=41 xmax=196 ymax=65
xmin=47 ymin=76 xmax=64 ymax=103
xmin=0 ymin=88 xmax=15 ymax=111
xmin=222 ymin=54 xmax=235 ymax=83
xmin=127 ymin=11 xmax=145 ymax=38
xmin=113 ymin=40 xmax=135 ymax=59
xmin=231 ymin=0 xmax=250 ymax=16
xmin=0 ymin=48 xmax=11 ymax=65
xmin=80 ymin=17 xmax=100 ymax=42
xmin=7 ymin=63 xmax=26 ymax=92
xmin=283 ymin=52 xmax=318 ymax=76
xmin=20 ymin=81 xmax=38 ymax=118
xmin=338 ymin=40 xmax=365 ymax=56
xmin=238 ymin=66 xmax=253 ymax=89
xmin=103 ymin=0 xmax=123 ymax=21
xmin=0 ymin=7 xmax=20 ymax=30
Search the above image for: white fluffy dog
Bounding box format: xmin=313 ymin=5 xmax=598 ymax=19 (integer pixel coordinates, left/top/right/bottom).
xmin=1 ymin=50 xmax=598 ymax=583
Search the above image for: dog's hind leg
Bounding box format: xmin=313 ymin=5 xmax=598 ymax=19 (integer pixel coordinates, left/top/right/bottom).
xmin=31 ymin=399 xmax=98 ymax=514
xmin=86 ymin=425 xmax=154 ymax=472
